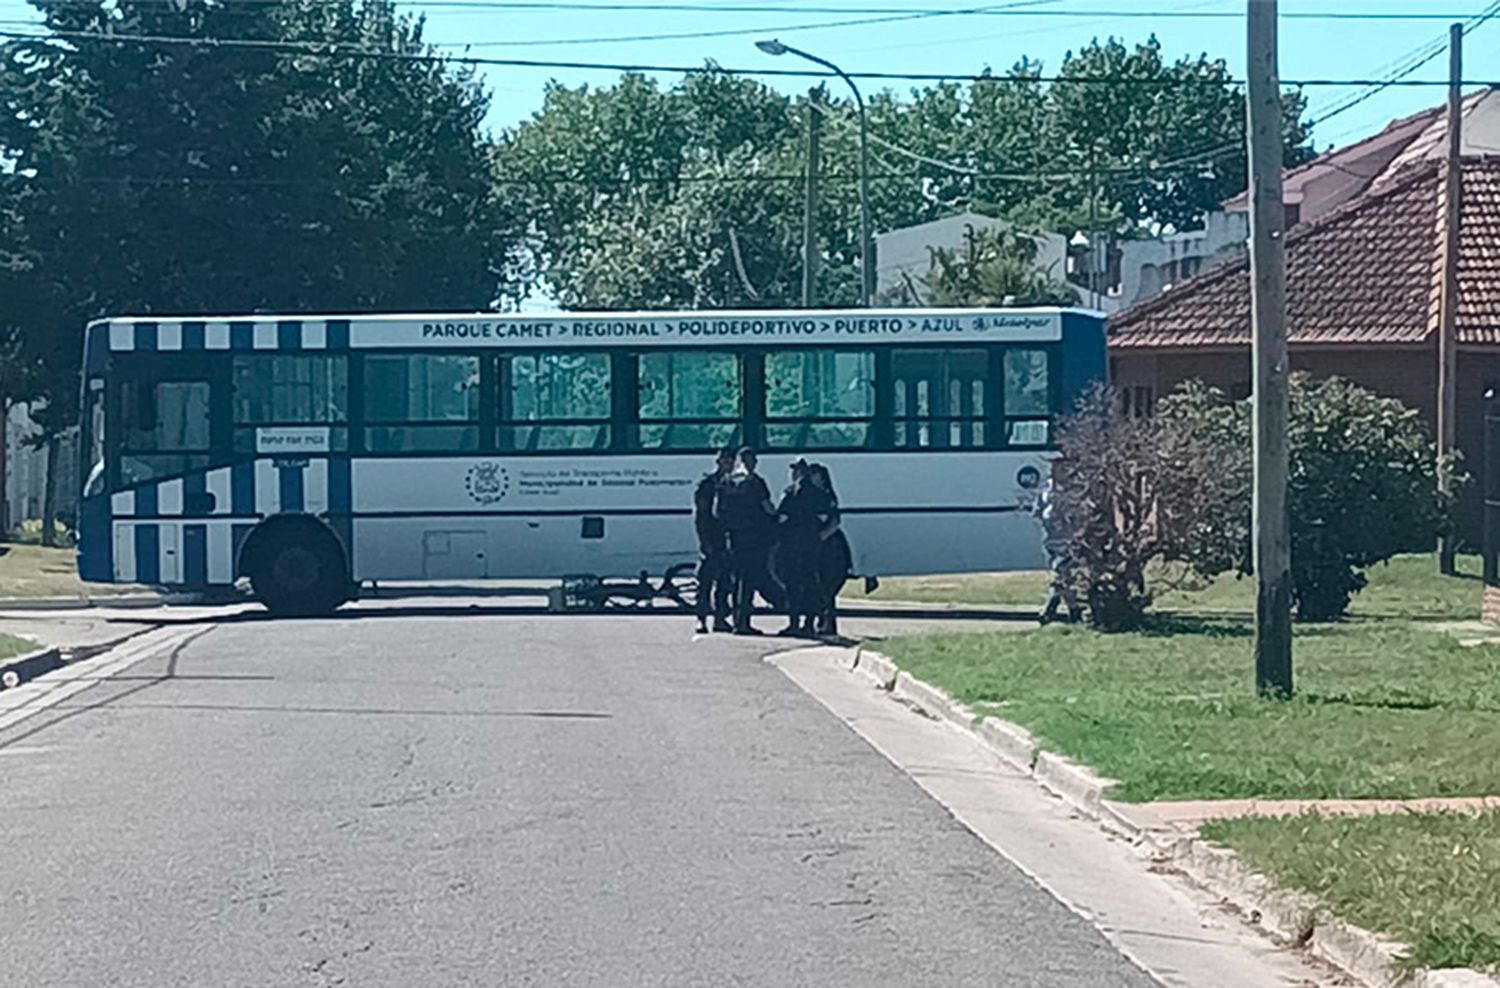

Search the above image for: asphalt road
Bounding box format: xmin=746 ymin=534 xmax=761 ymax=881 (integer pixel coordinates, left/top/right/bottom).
xmin=0 ymin=606 xmax=1154 ymax=987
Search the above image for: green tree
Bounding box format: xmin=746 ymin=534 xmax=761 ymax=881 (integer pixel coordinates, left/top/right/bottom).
xmin=887 ymin=224 xmax=1079 ymax=308
xmin=1282 ymin=375 xmax=1452 ymax=620
xmin=498 ymin=42 xmax=1315 ymax=309
xmin=0 ymin=0 xmax=516 ymax=402
xmin=1043 ymin=36 xmax=1313 ymax=234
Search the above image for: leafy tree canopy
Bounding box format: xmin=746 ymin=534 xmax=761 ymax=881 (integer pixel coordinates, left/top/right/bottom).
xmin=1 ymin=0 xmax=517 ymax=419
xmin=886 ymin=224 xmax=1079 ymax=308
xmin=497 ymin=37 xmax=1314 ymax=309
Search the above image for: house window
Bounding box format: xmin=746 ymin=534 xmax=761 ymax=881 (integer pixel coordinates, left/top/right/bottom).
xmin=1120 ymin=385 xmax=1156 ymax=419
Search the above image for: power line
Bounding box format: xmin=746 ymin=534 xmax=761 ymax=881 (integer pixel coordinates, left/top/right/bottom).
xmin=5 ymin=0 xmax=1499 ymax=19
xmin=417 ymin=0 xmax=1064 ymax=49
xmin=0 ymin=164 xmax=1222 ymax=188
xmin=4 ymin=26 xmax=1499 ymax=87
xmin=1306 ymin=0 xmax=1500 ymax=129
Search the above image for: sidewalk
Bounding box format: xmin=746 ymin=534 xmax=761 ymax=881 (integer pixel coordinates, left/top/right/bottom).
xmin=0 ymin=612 xmax=159 ymax=656
xmin=845 ymin=642 xmax=1500 ymax=988
xmin=1117 ymin=796 xmax=1500 ymax=840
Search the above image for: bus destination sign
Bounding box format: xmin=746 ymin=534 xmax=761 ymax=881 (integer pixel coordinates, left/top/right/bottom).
xmin=354 ymin=310 xmax=1063 ymax=349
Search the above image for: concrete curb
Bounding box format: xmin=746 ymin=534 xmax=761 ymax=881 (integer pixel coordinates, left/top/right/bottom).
xmin=892 ymin=671 xmax=978 ymax=731
xmin=1033 ymin=750 xmax=1119 ymax=819
xmin=848 ymin=647 xmax=1500 ymax=988
xmin=850 ymin=650 xmax=1120 ymax=813
xmin=849 ymin=646 xmax=899 ymax=691
xmin=0 ymin=593 xmax=166 ymax=612
xmin=0 ymin=645 xmax=65 ymax=691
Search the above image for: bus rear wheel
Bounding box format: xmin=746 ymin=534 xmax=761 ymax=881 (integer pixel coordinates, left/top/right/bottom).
xmin=248 ymin=524 xmax=348 ymax=617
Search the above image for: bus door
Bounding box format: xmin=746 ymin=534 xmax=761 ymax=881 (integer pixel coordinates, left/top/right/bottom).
xmin=888 ymin=348 xmax=991 ymax=450
xmin=110 ymin=355 xmax=226 ymax=504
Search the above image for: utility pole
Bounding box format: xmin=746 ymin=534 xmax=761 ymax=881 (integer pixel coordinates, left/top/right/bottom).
xmin=1247 ymin=0 xmax=1293 ymax=697
xmin=1438 ymin=22 xmax=1463 ymax=575
xmin=0 ymin=399 xmax=8 ymax=538
xmin=802 ymin=87 xmax=823 ymax=308
xmin=1088 ymin=144 xmax=1100 ymax=308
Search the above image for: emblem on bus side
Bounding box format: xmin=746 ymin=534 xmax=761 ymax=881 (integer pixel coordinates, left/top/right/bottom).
xmin=465 ymin=462 xmax=511 ymax=505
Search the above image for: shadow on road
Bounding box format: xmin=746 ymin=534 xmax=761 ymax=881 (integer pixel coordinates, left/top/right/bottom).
xmin=122 ymin=600 xmax=1036 ymax=628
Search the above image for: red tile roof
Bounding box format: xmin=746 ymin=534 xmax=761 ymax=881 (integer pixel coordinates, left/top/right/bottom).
xmin=1110 ymin=158 xmax=1500 ymax=350
xmin=1458 ymin=161 xmax=1500 ymax=345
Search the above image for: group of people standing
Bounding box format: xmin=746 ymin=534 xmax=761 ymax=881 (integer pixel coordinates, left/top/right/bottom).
xmin=693 ymin=446 xmax=851 ymax=638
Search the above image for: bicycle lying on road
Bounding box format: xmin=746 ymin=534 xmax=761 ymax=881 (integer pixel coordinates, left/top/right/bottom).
xmin=558 ymin=563 xmax=699 ymax=613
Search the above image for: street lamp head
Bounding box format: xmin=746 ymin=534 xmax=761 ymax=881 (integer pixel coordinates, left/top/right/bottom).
xmin=755 ymin=39 xmax=788 ymax=56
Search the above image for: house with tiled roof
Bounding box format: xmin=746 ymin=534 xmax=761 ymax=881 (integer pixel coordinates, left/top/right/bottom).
xmin=1109 ymin=90 xmax=1500 ymax=542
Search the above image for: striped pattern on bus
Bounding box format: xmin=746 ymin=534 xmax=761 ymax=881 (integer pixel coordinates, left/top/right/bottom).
xmin=101 ymin=319 xmax=351 ymax=353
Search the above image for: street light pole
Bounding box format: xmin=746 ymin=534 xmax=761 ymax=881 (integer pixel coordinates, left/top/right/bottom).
xmin=756 ymin=39 xmax=874 ymax=306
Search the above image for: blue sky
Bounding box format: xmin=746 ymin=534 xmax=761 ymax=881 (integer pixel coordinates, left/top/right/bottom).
xmin=402 ymin=0 xmax=1499 ymax=149
xmin=0 ymin=1 xmax=1491 ymax=150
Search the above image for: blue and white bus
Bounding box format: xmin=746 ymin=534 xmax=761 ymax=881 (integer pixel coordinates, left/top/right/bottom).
xmin=76 ymin=307 xmax=1107 ymax=614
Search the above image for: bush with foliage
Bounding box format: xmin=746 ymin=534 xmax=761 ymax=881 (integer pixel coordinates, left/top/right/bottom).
xmin=1281 ymin=375 xmax=1452 ymax=620
xmin=1049 ymin=375 xmax=1452 ymax=629
xmin=1047 ymin=385 xmax=1245 ymax=631
xmin=887 ymin=225 xmax=1080 ymax=308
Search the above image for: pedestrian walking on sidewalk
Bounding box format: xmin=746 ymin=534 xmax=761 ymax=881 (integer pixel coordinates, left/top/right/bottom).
xmin=1034 ymin=474 xmax=1082 ymax=625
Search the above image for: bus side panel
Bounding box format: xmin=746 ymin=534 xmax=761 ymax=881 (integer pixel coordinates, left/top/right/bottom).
xmin=347 ymin=452 xmax=1053 ymax=581
xmin=1061 ymin=311 xmax=1110 ymax=411
xmin=350 ymin=515 xmax=700 ymax=582
xmin=846 ymin=511 xmax=1047 ymax=576
xmin=106 ymin=518 xmax=239 ymax=587
xmin=77 ymin=496 xmax=115 ymax=583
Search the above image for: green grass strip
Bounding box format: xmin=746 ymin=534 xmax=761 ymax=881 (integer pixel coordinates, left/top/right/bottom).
xmin=1204 ymin=811 xmax=1500 ymax=972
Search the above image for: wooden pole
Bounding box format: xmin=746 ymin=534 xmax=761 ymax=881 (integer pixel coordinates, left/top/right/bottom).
xmin=1247 ymin=0 xmax=1293 ymax=697
xmin=0 ymin=398 xmax=8 ymax=538
xmin=802 ymin=88 xmax=823 ymax=308
xmin=1088 ymin=144 xmax=1101 ymax=307
xmin=1438 ymin=23 xmax=1463 ymax=575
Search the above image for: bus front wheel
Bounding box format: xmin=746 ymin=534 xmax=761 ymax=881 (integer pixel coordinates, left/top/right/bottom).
xmin=245 ymin=521 xmax=349 ymax=617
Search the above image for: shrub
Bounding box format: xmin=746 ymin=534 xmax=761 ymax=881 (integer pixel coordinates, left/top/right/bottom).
xmin=1282 ymin=374 xmax=1452 ymax=620
xmin=10 ymin=519 xmax=75 ymax=547
xmin=1049 ymin=375 xmax=1450 ymax=627
xmin=1048 ymin=385 xmax=1245 ymax=631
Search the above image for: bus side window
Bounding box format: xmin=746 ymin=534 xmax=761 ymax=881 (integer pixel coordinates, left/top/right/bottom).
xmin=889 ymin=349 xmax=988 ymax=449
xmin=363 ymin=354 xmax=480 ymax=453
xmin=764 ymin=349 xmax=875 ymax=450
xmin=232 ymin=354 xmax=349 ymax=452
xmin=636 ymin=351 xmax=742 ymax=451
xmin=119 ymin=379 xmax=212 ymax=486
xmin=500 ymin=352 xmax=611 ymax=452
xmin=1003 ymin=349 xmax=1052 ymax=447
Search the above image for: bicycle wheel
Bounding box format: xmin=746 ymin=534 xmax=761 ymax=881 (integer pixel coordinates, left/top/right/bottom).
xmin=601 ymin=588 xmax=655 ymax=611
xmin=661 ymin=561 xmax=700 ymax=613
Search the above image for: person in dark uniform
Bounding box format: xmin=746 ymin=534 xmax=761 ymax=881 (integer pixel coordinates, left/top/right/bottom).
xmin=775 ymin=459 xmax=831 ymax=637
xmin=693 ymin=446 xmax=737 ymax=634
xmin=715 ymin=446 xmax=777 ymax=636
xmin=807 ymin=463 xmax=850 ymax=637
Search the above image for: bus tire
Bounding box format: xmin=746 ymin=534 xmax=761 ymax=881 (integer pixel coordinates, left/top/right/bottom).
xmin=244 ymin=518 xmax=349 ymax=617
